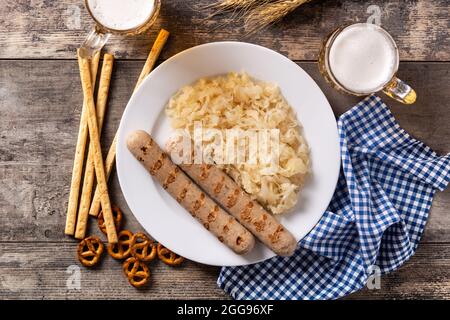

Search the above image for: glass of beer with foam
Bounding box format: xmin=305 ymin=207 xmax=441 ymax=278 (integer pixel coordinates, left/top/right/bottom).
xmin=80 ymin=0 xmax=161 ymax=58
xmin=319 ymin=23 xmax=416 ymax=104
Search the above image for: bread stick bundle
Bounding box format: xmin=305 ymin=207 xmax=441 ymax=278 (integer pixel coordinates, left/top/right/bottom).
xmin=127 ymin=130 xmax=255 ymax=255
xmin=75 ymin=53 xmax=115 ymax=240
xmin=65 ymin=51 xmax=101 ymax=236
xmin=89 ymin=29 xmax=170 ymax=218
xmin=78 ymin=56 xmax=118 ymax=243
xmin=180 ymin=163 xmax=298 ymax=257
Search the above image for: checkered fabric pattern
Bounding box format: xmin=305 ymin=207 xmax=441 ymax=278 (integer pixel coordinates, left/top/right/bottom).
xmin=218 ymin=95 xmax=450 ymax=300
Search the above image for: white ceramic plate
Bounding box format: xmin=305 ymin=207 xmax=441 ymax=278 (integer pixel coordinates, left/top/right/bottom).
xmin=116 ymin=42 xmax=340 ymax=266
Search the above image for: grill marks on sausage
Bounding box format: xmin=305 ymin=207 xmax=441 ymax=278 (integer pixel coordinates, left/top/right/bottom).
xmin=176 ymin=182 xmax=191 ymax=203
xmin=222 ymin=225 xmax=229 ymax=233
xmin=200 ymin=164 xmax=212 ymax=180
xmin=150 ymin=152 xmax=166 ymax=175
xmin=213 ymin=176 xmax=225 ymax=194
xmin=207 ymin=205 xmax=219 ymax=223
xmin=226 ymin=188 xmax=240 ymax=208
xmin=268 ymin=225 xmax=284 ymax=244
xmin=140 ymin=146 xmax=148 ymax=154
xmin=240 ymin=202 xmax=254 ymax=223
xmin=163 ymin=166 xmax=179 ymax=189
xmin=138 ymin=140 xmax=153 ymax=161
xmin=239 ymin=202 xmax=268 ymax=234
xmin=191 ymin=192 xmax=206 ymax=216
xmin=254 ymin=214 xmax=268 ymax=232
xmin=222 ymin=217 xmax=234 ymax=234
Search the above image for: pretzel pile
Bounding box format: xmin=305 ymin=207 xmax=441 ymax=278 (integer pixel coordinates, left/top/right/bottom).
xmin=76 ymin=205 xmax=185 ymax=288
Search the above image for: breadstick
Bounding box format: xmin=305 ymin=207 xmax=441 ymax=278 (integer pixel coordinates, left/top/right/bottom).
xmin=180 ymin=164 xmax=297 ymax=256
xmin=89 ymin=29 xmax=170 ymax=217
xmin=78 ymin=56 xmax=118 ymax=243
xmin=88 ymin=135 xmax=117 ymax=217
xmin=127 ymin=130 xmax=255 ymax=255
xmin=65 ymin=51 xmax=100 ymax=236
xmin=75 ymin=53 xmax=115 ymax=239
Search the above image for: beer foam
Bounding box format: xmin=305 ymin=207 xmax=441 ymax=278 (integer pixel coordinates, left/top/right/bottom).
xmin=88 ymin=0 xmax=155 ymax=31
xmin=329 ymin=23 xmax=398 ymax=94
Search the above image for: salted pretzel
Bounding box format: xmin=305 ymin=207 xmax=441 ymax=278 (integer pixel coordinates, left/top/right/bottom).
xmin=123 ymin=257 xmax=150 ymax=288
xmin=98 ymin=205 xmax=123 ymax=234
xmin=157 ymin=243 xmax=185 ymax=266
xmin=130 ymin=232 xmax=157 ymax=262
xmin=77 ymin=236 xmax=104 ymax=267
xmin=107 ymin=230 xmax=133 ymax=260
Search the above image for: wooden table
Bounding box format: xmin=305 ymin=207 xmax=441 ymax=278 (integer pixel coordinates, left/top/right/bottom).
xmin=1 ymin=0 xmax=449 ymax=300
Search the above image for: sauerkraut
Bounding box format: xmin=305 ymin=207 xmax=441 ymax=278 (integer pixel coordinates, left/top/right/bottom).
xmin=165 ymin=72 xmax=310 ymax=215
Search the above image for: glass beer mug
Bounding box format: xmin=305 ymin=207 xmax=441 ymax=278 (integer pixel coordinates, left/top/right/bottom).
xmin=319 ymin=23 xmax=416 ymax=104
xmin=80 ymin=0 xmax=161 ymax=58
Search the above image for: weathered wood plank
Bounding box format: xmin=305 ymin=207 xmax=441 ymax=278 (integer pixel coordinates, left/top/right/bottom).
xmin=0 ymin=0 xmax=449 ymax=61
xmin=348 ymin=243 xmax=450 ymax=300
xmin=0 ymin=242 xmax=448 ymax=299
xmin=0 ymin=242 xmax=228 ymax=299
xmin=1 ymin=60 xmax=449 ymax=244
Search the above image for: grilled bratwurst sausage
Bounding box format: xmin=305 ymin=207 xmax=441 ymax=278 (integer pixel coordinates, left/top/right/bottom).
xmin=127 ymin=130 xmax=255 ymax=255
xmin=180 ymin=163 xmax=297 ymax=256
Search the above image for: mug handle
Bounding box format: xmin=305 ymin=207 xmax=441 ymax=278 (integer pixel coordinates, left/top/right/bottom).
xmin=79 ymin=27 xmax=111 ymax=58
xmin=382 ymin=77 xmax=417 ymax=104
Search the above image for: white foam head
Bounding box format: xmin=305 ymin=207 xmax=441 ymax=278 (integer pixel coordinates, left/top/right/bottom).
xmin=87 ymin=0 xmax=156 ymax=31
xmin=328 ymin=23 xmax=399 ymax=94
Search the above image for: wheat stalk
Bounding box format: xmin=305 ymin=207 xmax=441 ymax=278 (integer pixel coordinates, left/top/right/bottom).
xmin=202 ymin=0 xmax=270 ymax=21
xmin=206 ymin=0 xmax=262 ymax=11
xmin=203 ymin=0 xmax=311 ymax=34
xmin=244 ymin=0 xmax=310 ymax=34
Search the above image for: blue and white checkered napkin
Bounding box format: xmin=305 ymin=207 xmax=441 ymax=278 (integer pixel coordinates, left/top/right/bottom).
xmin=218 ymin=95 xmax=450 ymax=300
